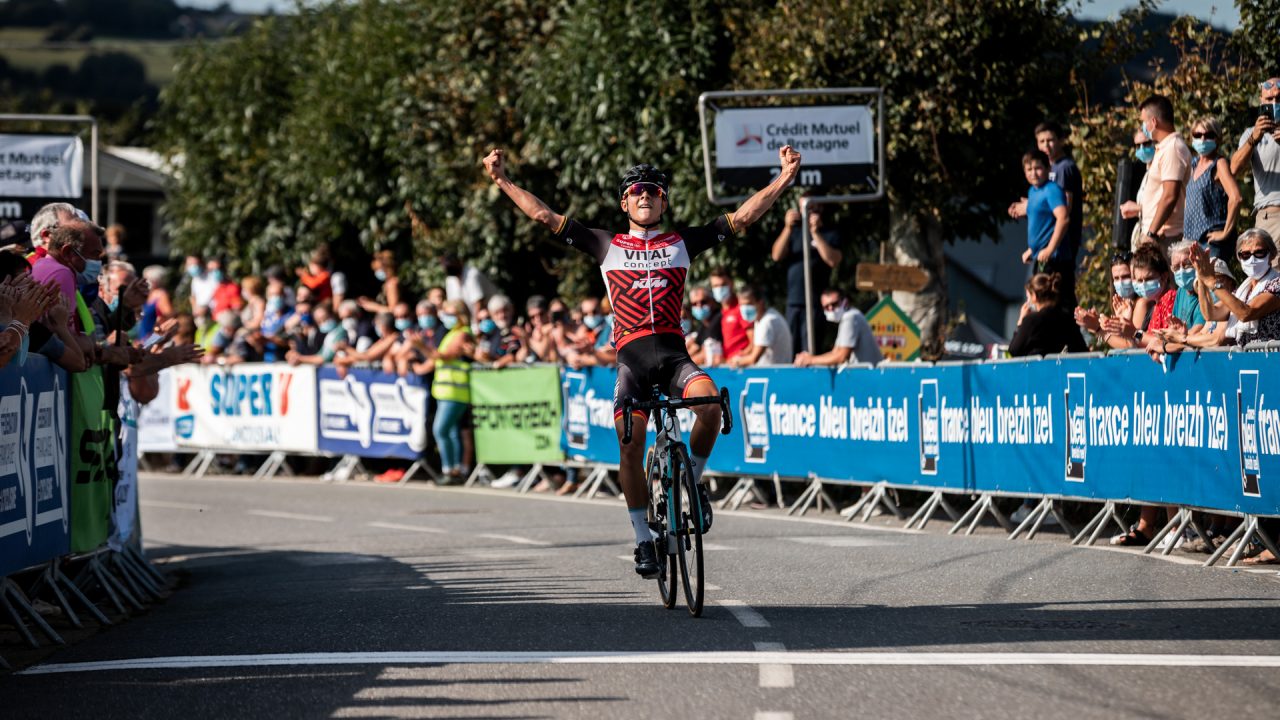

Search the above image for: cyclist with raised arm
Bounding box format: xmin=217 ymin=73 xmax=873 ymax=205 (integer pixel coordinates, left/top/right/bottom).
xmin=483 ymin=145 xmax=802 ymax=578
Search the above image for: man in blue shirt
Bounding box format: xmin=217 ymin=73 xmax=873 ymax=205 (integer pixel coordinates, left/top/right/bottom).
xmin=1014 ymin=149 xmax=1070 ymax=290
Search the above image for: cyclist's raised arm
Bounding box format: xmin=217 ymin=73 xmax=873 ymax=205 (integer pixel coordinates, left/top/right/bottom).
xmin=484 ymin=148 xmax=565 ymax=232
xmin=727 ymin=145 xmax=802 ymax=231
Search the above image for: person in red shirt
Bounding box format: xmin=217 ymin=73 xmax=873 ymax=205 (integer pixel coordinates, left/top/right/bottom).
xmin=208 ymin=258 xmax=244 ymax=317
xmin=708 ymin=266 xmax=751 ymax=361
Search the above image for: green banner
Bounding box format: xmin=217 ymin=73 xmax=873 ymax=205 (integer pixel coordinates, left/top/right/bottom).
xmin=469 ymin=365 xmax=564 ymax=464
xmin=70 ymin=366 xmax=114 ymax=553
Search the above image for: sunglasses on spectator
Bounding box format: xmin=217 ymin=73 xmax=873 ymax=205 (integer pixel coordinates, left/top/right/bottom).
xmin=625 ymin=183 xmax=666 ymax=198
xmin=1262 ymin=80 xmax=1280 ymax=91
xmin=1191 ymin=131 xmax=1217 ymax=139
xmin=1238 ymin=249 xmax=1272 ymax=260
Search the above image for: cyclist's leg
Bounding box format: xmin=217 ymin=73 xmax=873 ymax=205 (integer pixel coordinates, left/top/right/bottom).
xmin=613 ymin=361 xmax=651 ymax=531
xmin=669 ymin=357 xmax=720 ymax=463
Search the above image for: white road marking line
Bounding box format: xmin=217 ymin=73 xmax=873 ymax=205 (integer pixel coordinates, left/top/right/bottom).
xmin=476 ymin=533 xmax=551 ymax=546
xmin=367 ymin=521 xmax=446 ymax=534
xmin=720 ymin=600 xmax=771 ymax=628
xmin=705 ymin=584 xmax=722 ymax=591
xmin=246 ymin=510 xmax=334 ymax=523
xmin=754 ymin=642 xmax=794 ymax=689
xmin=785 ymin=536 xmax=898 ymax=548
xmin=24 ymin=651 xmax=1280 ymax=675
xmin=140 ymin=500 xmax=210 ymax=511
xmin=755 ymin=713 xmax=794 ymax=720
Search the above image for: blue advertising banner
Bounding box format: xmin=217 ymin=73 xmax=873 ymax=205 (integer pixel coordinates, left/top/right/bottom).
xmin=560 ymin=350 xmax=1280 ymax=516
xmin=0 ymin=355 xmax=71 ymax=577
xmin=316 ymin=367 xmax=428 ymax=460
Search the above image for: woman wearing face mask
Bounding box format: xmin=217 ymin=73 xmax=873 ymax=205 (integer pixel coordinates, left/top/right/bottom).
xmin=432 ymin=300 xmax=476 ymax=483
xmin=1100 ymin=245 xmax=1176 ymax=349
xmin=1192 ymin=228 xmax=1280 ymax=344
xmin=1183 ymin=116 xmax=1242 ymax=260
xmin=1008 ymin=273 xmax=1087 ymax=357
xmin=358 ymin=250 xmax=401 ymax=315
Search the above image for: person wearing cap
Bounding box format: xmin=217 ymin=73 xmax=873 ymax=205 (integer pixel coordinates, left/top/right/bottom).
xmin=483 ymin=143 xmax=801 ymax=579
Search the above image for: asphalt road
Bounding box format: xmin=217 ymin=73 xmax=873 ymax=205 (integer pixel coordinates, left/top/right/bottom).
xmin=4 ymin=474 xmax=1280 ymax=719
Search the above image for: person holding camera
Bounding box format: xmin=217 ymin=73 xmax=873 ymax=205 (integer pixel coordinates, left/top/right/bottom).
xmin=1230 ymin=77 xmax=1280 ymax=242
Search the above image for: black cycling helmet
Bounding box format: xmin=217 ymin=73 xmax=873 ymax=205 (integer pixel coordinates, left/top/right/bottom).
xmin=618 ymin=164 xmax=669 ymax=199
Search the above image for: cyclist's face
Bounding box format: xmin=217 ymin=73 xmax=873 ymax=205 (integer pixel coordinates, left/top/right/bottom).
xmin=622 ymin=185 xmax=666 ymax=226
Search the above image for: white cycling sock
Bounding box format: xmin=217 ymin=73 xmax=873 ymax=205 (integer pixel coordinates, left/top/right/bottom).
xmin=629 ymin=508 xmax=651 ymax=545
xmin=691 ymin=454 xmax=710 ymax=486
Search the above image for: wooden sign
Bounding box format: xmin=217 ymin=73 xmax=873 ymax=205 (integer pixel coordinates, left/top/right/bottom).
xmin=855 ymin=263 xmax=930 ymax=293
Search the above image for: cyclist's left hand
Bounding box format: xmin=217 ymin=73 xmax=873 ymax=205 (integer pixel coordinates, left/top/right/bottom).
xmin=779 ymin=145 xmax=801 ymax=177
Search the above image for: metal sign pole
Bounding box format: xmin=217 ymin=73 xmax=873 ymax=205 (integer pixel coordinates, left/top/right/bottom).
xmin=800 ymin=196 xmax=815 ymax=355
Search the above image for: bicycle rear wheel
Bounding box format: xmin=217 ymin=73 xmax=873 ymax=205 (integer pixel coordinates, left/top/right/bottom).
xmin=671 ymin=443 xmax=704 ymax=617
xmin=645 ymin=444 xmax=677 ymax=609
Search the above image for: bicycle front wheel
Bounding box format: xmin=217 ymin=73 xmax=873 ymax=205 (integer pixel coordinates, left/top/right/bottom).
xmin=646 ymin=444 xmax=677 ymax=609
xmin=671 ymin=443 xmax=704 ymax=617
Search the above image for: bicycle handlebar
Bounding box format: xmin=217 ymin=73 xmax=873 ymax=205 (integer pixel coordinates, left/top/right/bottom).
xmin=622 ymin=388 xmax=733 ymax=445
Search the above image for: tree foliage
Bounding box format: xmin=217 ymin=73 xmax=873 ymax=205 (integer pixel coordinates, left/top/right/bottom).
xmin=1070 ymin=16 xmax=1256 ymax=319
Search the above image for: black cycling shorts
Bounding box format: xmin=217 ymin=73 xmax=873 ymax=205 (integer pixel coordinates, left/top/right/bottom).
xmin=613 ymin=332 xmax=710 ymax=420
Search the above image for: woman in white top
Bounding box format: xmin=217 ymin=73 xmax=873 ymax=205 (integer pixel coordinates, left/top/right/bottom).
xmin=1192 ymin=228 xmax=1280 ymax=345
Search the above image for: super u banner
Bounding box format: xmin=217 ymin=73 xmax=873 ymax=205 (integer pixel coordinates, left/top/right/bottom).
xmin=170 ymin=363 xmax=318 ymax=453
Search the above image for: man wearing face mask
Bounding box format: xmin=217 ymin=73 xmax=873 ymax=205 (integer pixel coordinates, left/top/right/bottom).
xmin=686 ymin=286 xmax=723 ymax=366
xmin=32 ymin=220 xmax=98 ymax=314
xmin=729 ymin=285 xmax=794 ymax=367
xmin=794 ymin=288 xmax=883 ymax=366
xmin=1122 ymin=95 xmax=1191 ymax=251
xmin=1230 ymin=77 xmax=1280 ymax=242
xmin=415 ymin=299 xmax=443 ymax=350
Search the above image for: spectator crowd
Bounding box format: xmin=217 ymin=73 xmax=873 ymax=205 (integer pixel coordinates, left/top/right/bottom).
xmin=2 ymin=76 xmax=1277 ymax=557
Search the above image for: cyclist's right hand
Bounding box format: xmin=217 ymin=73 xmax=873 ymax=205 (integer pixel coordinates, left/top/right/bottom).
xmin=483 ymin=148 xmax=506 ymax=182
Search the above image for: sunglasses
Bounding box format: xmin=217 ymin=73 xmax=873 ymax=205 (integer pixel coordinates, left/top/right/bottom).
xmin=1262 ymin=80 xmax=1280 ymax=91
xmin=1239 ymin=249 xmax=1272 ymax=260
xmin=625 ymin=182 xmax=666 ymax=198
xmin=1191 ymin=132 xmax=1217 ymax=139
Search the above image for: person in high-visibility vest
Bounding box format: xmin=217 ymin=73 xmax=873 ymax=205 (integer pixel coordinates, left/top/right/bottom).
xmin=431 ymin=299 xmax=476 ymax=482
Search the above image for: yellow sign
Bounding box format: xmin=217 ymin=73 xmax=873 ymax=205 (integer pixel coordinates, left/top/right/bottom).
xmin=866 ymin=297 xmax=920 ymax=361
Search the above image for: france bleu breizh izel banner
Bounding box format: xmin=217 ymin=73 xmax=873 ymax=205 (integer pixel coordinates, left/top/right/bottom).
xmin=0 ymin=355 xmax=71 ymax=576
xmin=471 ymin=365 xmax=563 ymax=464
xmin=560 ymin=351 xmax=1280 ymax=517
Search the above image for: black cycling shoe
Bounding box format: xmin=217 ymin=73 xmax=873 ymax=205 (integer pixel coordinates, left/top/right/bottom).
xmin=697 ymin=483 xmax=713 ymax=532
xmin=634 ymin=541 xmax=660 ymax=578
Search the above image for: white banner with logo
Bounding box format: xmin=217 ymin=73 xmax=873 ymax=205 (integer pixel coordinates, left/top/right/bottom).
xmin=0 ymin=134 xmax=84 ymax=198
xmin=137 ymin=368 xmax=178 ymax=453
xmin=170 ymin=363 xmax=318 ymax=452
xmin=714 ymin=105 xmax=874 ymax=169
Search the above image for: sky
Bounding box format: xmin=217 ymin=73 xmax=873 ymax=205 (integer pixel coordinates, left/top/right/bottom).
xmin=177 ymin=1 xmax=1241 ymax=30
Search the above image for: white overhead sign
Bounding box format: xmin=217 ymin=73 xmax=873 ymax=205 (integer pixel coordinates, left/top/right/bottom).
xmin=714 ymin=105 xmax=875 ymax=169
xmin=0 ymin=135 xmax=83 ymax=198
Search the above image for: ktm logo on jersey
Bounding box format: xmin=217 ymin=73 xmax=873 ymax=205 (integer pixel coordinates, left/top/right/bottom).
xmin=630 ymin=277 xmax=669 ymax=290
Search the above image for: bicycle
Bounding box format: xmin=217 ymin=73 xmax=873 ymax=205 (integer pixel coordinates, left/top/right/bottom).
xmin=622 ymin=385 xmax=732 ymax=617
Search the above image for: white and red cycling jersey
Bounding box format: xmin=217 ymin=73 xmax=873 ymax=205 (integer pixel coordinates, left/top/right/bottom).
xmin=554 ymin=214 xmax=738 ymax=350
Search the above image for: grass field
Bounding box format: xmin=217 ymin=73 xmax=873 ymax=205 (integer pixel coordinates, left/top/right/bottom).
xmin=0 ymin=28 xmax=184 ymax=85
